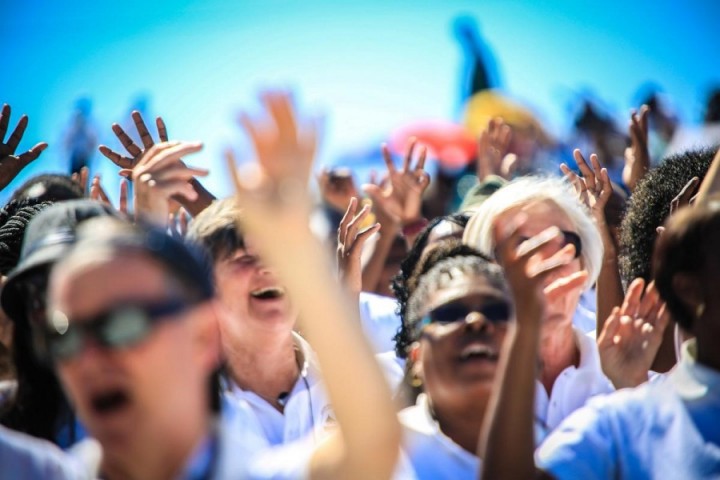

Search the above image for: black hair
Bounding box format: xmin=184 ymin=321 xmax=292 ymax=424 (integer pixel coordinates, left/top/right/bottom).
xmin=653 ymin=203 xmax=720 ymax=331
xmin=0 ymin=198 xmax=53 ymax=275
xmin=10 ymin=174 xmax=83 ymax=204
xmin=390 ymin=213 xmax=470 ymax=358
xmin=619 ymin=148 xmax=717 ymax=284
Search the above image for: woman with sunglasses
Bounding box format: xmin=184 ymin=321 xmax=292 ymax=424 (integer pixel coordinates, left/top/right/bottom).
xmin=396 ymin=223 xmax=582 ymax=478
xmin=463 ymin=175 xmax=614 ymax=439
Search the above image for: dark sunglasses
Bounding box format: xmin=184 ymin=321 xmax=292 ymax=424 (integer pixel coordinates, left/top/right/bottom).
xmin=516 ymin=230 xmax=582 ymax=259
xmin=45 ymin=299 xmax=188 ymax=361
xmin=414 ymin=301 xmax=511 ymax=337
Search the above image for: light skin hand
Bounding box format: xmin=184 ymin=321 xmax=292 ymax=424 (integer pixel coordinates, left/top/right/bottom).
xmin=317 ymin=168 xmax=361 ymax=212
xmin=336 ymin=197 xmax=381 ymax=296
xmin=476 ymin=117 xmax=514 ymax=181
xmin=0 ymin=104 xmax=48 ymax=190
xmin=129 ymin=141 xmax=208 ymax=225
xmin=362 ymin=138 xmax=429 ymax=226
xmin=597 ymin=278 xmax=670 ymax=389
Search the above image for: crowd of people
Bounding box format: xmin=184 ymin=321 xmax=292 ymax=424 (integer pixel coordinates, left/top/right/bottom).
xmin=0 ymin=59 xmax=719 ymax=479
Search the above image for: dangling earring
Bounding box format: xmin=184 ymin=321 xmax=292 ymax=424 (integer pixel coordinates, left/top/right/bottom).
xmin=411 ymin=371 xmax=423 ymax=388
xmin=696 ymin=303 xmax=706 ymax=319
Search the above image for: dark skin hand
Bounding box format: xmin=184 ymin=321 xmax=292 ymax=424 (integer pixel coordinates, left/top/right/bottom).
xmin=98 ymin=111 xmax=214 ymax=216
xmin=0 ymin=104 xmax=48 ymax=190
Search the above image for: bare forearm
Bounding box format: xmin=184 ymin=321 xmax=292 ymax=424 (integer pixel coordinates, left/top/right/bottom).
xmin=480 ymin=322 xmax=541 ymax=480
xmin=179 ymin=179 xmax=215 ymax=217
xmin=361 ymin=224 xmax=399 ymax=292
xmin=264 ymin=230 xmax=401 ymax=479
xmin=595 ymin=230 xmax=624 ymax=333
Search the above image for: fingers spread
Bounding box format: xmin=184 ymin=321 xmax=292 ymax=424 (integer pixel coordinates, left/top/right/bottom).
xmin=99 ymin=145 xmax=135 ymax=169
xmin=7 ymin=114 xmax=28 ymax=152
xmin=132 ymin=110 xmax=155 ymax=150
xmin=112 ymin=123 xmax=143 ymax=157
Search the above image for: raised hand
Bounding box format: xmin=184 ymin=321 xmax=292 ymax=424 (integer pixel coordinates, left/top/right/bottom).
xmin=597 ymin=278 xmax=670 ymax=389
xmin=98 ymin=111 xmax=168 ymax=170
xmin=227 ymin=90 xmax=319 ymax=237
xmin=476 ymin=117 xmax=514 ymax=180
xmin=494 ymin=214 xmax=587 ymax=324
xmin=0 ymin=104 xmax=48 ymax=190
xmin=337 ymin=197 xmax=381 ymax=296
xmin=317 ymin=167 xmax=360 ymax=212
xmin=71 ymin=166 xmax=90 ymax=196
xmin=362 ymin=139 xmax=429 ymax=227
xmin=622 ymin=105 xmax=650 ymax=192
xmin=129 ymin=141 xmax=207 ymax=225
xmin=561 ymin=149 xmax=613 ymax=226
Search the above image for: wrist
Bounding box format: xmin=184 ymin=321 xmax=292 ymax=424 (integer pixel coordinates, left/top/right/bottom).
xmin=401 ymin=217 xmax=428 ymax=238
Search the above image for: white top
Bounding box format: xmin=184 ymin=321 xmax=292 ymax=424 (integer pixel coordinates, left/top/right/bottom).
xmin=536 ymin=339 xmax=720 ymax=479
xmin=222 ymin=332 xmax=334 ymax=447
xmin=397 ymin=394 xmax=479 ymax=479
xmin=533 ymin=326 xmax=614 ymax=442
xmin=359 ymin=292 xmax=402 ymax=354
xmin=573 ymin=288 xmax=597 ymax=334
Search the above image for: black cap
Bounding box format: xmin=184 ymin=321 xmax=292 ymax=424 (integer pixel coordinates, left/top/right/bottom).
xmin=0 ymin=200 xmax=118 ymax=323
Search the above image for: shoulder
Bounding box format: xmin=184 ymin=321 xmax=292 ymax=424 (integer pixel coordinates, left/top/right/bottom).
xmin=0 ymin=426 xmax=87 ymax=479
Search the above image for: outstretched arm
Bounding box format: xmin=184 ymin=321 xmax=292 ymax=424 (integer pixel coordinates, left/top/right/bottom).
xmin=228 ymin=91 xmax=401 ymax=480
xmin=479 ymin=216 xmax=587 ymax=480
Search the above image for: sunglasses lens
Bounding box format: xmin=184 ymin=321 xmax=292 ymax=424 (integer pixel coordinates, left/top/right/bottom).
xmin=101 ymin=308 xmax=152 ymax=348
xmin=562 ymin=231 xmax=582 ymax=258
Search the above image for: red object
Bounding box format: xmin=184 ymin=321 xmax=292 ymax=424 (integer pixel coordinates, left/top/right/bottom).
xmin=389 ymin=121 xmax=477 ymax=169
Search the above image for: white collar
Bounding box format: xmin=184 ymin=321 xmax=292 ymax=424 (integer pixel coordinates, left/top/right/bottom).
xmin=671 ymin=339 xmax=720 ymax=401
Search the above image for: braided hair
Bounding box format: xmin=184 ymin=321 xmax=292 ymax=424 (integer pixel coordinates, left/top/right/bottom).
xmin=390 ymin=213 xmax=469 ymax=358
xmin=0 ymin=198 xmax=53 ymax=275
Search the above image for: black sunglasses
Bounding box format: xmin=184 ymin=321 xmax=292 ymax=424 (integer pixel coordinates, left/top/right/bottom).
xmin=45 ymin=299 xmax=188 ymax=361
xmin=414 ymin=301 xmax=511 ymax=338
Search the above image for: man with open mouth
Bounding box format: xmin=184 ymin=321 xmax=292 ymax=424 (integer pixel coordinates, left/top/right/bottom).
xmin=189 ymin=197 xmax=334 ymax=447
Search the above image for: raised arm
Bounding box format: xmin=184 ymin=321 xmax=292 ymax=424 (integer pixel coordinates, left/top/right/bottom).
xmin=561 ymin=149 xmax=622 ymax=332
xmin=479 ymin=216 xmax=587 ymax=480
xmin=228 ymin=91 xmax=401 ymax=480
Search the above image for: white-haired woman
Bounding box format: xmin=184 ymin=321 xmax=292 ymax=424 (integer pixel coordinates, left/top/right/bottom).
xmin=463 ymin=173 xmax=614 ymax=437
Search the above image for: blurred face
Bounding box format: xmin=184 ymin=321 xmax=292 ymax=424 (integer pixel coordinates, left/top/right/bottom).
xmin=50 ymin=255 xmax=211 ymax=448
xmin=495 ymin=200 xmax=584 ymax=324
xmin=415 ymin=271 xmax=511 ymax=406
xmin=213 ymin=239 xmax=296 ymax=336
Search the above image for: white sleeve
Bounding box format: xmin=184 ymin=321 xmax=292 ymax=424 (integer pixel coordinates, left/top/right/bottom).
xmin=535 ymin=398 xmax=617 ymax=480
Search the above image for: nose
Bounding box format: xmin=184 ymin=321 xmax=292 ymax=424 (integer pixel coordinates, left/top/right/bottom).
xmin=464 ymin=312 xmax=494 ymax=333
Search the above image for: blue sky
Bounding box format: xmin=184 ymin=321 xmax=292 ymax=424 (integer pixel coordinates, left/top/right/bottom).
xmin=1 ymin=0 xmax=718 ymax=202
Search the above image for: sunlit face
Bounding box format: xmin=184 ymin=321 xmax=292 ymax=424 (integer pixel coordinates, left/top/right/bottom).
xmin=213 ymin=239 xmax=297 ymax=338
xmin=494 ymin=200 xmax=584 ymax=324
xmin=50 ymin=255 xmax=211 ymax=449
xmin=414 ymin=271 xmax=511 ymax=406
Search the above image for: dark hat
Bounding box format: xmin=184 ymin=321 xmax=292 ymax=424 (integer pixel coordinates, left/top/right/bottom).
xmin=0 ymin=200 xmax=118 ymax=323
xmin=71 ymin=219 xmax=215 ymax=303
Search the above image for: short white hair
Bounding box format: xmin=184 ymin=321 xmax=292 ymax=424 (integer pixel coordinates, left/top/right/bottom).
xmin=462 ymin=176 xmax=603 ymax=290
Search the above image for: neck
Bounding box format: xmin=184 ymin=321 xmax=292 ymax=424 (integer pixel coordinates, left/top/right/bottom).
xmin=225 ymin=327 xmax=299 ymax=410
xmin=101 ymin=411 xmax=210 ymax=480
xmin=431 ymin=396 xmax=488 ymax=455
xmin=538 ymin=321 xmax=578 ymax=395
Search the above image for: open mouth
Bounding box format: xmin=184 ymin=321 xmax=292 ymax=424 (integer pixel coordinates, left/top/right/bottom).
xmin=90 ymin=389 xmax=131 ymax=416
xmin=458 ymin=343 xmax=499 ymax=362
xmin=250 ymin=287 xmax=285 ymax=300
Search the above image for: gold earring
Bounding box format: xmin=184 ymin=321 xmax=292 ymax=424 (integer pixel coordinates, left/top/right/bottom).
xmin=411 ymin=372 xmax=423 ymax=388
xmin=696 ymin=303 xmax=706 ymax=319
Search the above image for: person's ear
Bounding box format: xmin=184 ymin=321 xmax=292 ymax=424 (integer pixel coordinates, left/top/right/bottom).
xmin=409 ymin=342 xmax=423 ymax=383
xmin=672 ymin=273 xmax=704 ymax=321
xmin=190 ymin=300 xmax=222 ymax=372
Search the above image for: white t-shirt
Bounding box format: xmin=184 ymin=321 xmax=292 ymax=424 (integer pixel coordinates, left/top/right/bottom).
xmin=397 ymin=394 xmax=478 ymax=479
xmin=536 ymin=339 xmax=720 ymax=479
xmin=534 ymin=326 xmax=614 ymax=442
xmin=222 ymin=333 xmax=334 ymax=447
xmin=359 ymin=292 xmax=402 ymax=354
